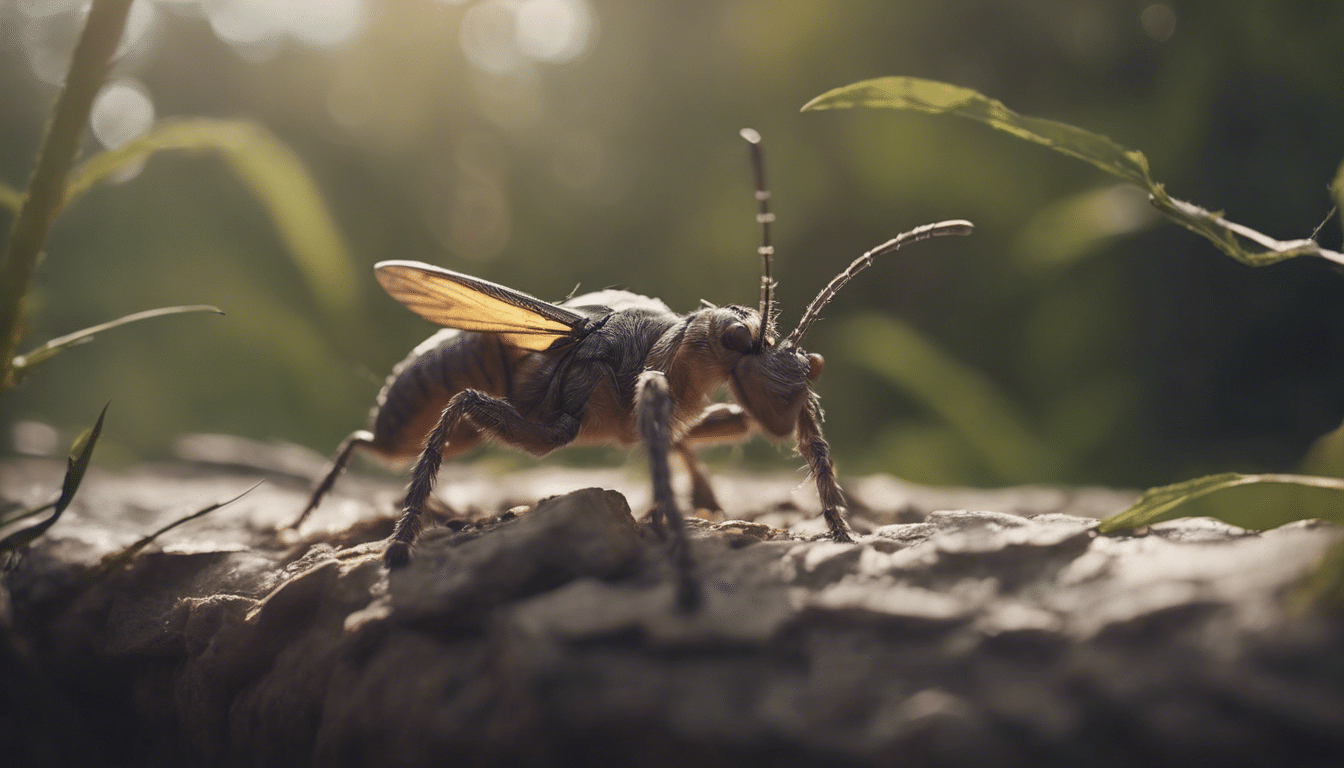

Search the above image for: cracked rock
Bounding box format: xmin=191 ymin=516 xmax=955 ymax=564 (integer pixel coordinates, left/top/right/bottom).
xmin=2 ymin=459 xmax=1343 ymax=767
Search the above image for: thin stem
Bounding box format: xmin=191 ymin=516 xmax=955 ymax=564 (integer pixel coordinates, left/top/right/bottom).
xmin=0 ymin=0 xmax=135 ymax=390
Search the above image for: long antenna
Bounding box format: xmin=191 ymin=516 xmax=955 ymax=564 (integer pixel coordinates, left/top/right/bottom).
xmin=740 ymin=128 xmax=774 ymax=347
xmin=787 ymin=219 xmax=974 ymax=346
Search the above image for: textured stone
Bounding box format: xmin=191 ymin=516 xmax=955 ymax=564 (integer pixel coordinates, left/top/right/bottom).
xmin=3 ymin=458 xmax=1343 ymax=766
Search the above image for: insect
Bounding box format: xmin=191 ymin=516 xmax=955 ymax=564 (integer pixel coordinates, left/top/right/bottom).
xmin=294 ymin=129 xmax=972 ymax=610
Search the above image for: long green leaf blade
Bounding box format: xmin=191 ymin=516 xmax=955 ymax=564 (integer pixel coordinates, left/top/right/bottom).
xmin=840 ymin=313 xmax=1060 ymax=483
xmin=803 ymin=77 xmax=1344 ymax=268
xmin=0 ymin=404 xmax=108 ymax=553
xmin=1331 ymin=157 xmax=1344 ymax=235
xmin=12 ymin=304 xmax=223 ymax=378
xmin=0 ymin=499 xmax=56 ymax=529
xmin=0 ymin=0 xmax=136 ymax=390
xmin=803 ymin=76 xmax=1153 ymax=186
xmin=66 ymin=118 xmax=360 ymax=318
xmin=98 ymin=480 xmax=262 ymax=574
xmin=1098 ymin=472 xmax=1344 ymax=534
xmin=0 ymin=181 xmax=20 ymax=212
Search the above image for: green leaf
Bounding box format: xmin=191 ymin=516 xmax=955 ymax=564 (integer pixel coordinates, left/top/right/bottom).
xmin=804 ymin=76 xmax=1154 ymax=186
xmin=11 ymin=304 xmax=223 ymax=380
xmin=65 ymin=118 xmax=361 ymax=319
xmin=97 ymin=481 xmax=262 ymax=574
xmin=1295 ymin=539 xmax=1344 ymax=611
xmin=0 ymin=0 xmax=137 ymax=391
xmin=839 ymin=313 xmax=1060 ymax=483
xmin=0 ymin=403 xmax=107 ymax=553
xmin=1012 ymin=184 xmax=1158 ymax=275
xmin=803 ymin=77 xmax=1344 ymax=269
xmin=1097 ymin=472 xmax=1344 ymax=534
xmin=1332 ymin=157 xmax=1344 ymax=234
xmin=0 ymin=499 xmax=56 ymax=529
xmin=0 ymin=181 xmax=20 ymax=212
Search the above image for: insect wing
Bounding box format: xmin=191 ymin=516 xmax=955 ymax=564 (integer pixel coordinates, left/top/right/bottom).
xmin=375 ymin=260 xmax=589 ymax=351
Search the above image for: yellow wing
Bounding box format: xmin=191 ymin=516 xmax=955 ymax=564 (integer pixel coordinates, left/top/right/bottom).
xmin=374 ymin=260 xmax=590 ymax=352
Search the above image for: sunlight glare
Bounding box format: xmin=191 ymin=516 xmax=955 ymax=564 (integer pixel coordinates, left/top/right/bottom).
xmin=516 ymin=0 xmax=592 ymax=64
xmin=90 ymin=77 xmax=155 ymax=149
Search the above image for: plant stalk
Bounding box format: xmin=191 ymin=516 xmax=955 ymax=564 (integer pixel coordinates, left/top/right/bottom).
xmin=0 ymin=0 xmax=135 ymax=390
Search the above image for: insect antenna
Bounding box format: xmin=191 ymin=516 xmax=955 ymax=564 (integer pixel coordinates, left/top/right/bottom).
xmin=786 ymin=219 xmax=974 ymax=346
xmin=740 ymin=128 xmax=776 ymax=348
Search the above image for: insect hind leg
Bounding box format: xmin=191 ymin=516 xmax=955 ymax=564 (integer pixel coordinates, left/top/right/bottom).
xmin=291 ymin=430 xmax=374 ymax=528
xmin=636 ymin=371 xmax=701 ymax=612
xmin=386 ymin=389 xmax=581 ymax=570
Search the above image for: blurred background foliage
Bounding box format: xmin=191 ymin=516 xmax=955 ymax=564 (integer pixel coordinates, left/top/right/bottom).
xmin=2 ymin=0 xmax=1342 ymax=498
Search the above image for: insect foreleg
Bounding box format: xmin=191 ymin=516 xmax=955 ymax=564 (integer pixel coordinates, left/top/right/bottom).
xmin=635 ymin=371 xmax=701 ymax=612
xmin=674 ymin=403 xmax=754 ymax=511
xmin=291 ymin=430 xmax=375 ymax=528
xmin=385 ymin=389 xmax=582 ymax=569
xmin=673 ymin=443 xmax=722 ymax=513
xmin=680 ymin=403 xmax=752 ymax=442
xmin=796 ymin=395 xmax=854 ymax=543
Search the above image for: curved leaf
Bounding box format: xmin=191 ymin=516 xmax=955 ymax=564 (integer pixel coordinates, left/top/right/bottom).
xmin=1332 ymin=157 xmax=1344 ymax=234
xmin=0 ymin=499 xmax=55 ymax=529
xmin=0 ymin=0 xmax=137 ymax=390
xmin=1098 ymin=472 xmax=1344 ymax=534
xmin=0 ymin=403 xmax=107 ymax=553
xmin=804 ymin=76 xmax=1153 ymax=186
xmin=97 ymin=480 xmax=262 ymax=575
xmin=804 ymin=77 xmax=1344 ymax=268
xmin=12 ymin=304 xmax=223 ymax=380
xmin=840 ymin=313 xmax=1060 ymax=483
xmin=0 ymin=181 xmax=20 ymax=212
xmin=66 ymin=118 xmax=361 ymax=318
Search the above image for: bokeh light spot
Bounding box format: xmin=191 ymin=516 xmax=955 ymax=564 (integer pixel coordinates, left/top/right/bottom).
xmin=1140 ymin=4 xmax=1176 ymax=42
xmin=516 ymin=0 xmax=592 ymax=64
xmin=90 ymin=77 xmax=155 ymax=149
xmin=460 ymin=0 xmax=524 ymax=73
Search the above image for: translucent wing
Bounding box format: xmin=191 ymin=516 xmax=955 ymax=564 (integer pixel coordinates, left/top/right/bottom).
xmin=374 ymin=260 xmax=590 ymax=351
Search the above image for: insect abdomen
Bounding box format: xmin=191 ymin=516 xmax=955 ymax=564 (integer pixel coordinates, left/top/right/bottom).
xmin=368 ymin=328 xmax=513 ymax=459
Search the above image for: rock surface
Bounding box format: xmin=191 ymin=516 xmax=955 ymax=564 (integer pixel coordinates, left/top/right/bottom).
xmin=3 ymin=458 xmax=1343 ymax=767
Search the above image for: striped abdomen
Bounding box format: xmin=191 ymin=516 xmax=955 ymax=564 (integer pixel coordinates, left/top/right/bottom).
xmin=367 ymin=328 xmax=517 ymax=459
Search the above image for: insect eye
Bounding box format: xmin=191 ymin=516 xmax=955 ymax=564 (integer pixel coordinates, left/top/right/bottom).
xmin=722 ymin=321 xmax=753 ymax=353
xmin=806 ymin=353 xmax=824 ymax=381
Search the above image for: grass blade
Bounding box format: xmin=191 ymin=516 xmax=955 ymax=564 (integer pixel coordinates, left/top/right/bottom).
xmin=97 ymin=481 xmax=262 ymax=574
xmin=0 ymin=404 xmax=108 ymax=553
xmin=0 ymin=500 xmax=57 ymax=529
xmin=12 ymin=304 xmax=223 ymax=379
xmin=0 ymin=182 xmax=20 ymax=213
xmin=840 ymin=313 xmax=1060 ymax=483
xmin=1098 ymin=472 xmax=1344 ymax=534
xmin=0 ymin=0 xmax=136 ymax=390
xmin=803 ymin=76 xmax=1153 ymax=185
xmin=1332 ymin=158 xmax=1344 ymax=235
xmin=803 ymin=77 xmax=1344 ymax=268
xmin=66 ymin=118 xmax=360 ymax=320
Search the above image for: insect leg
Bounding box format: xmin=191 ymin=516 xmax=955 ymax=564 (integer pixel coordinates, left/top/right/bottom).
xmin=796 ymin=395 xmax=854 ymax=543
xmin=673 ymin=443 xmax=721 ymax=512
xmin=675 ymin=403 xmax=754 ymax=511
xmin=291 ymin=430 xmax=375 ymax=528
xmin=635 ymin=371 xmax=701 ymax=612
xmin=386 ymin=389 xmax=581 ymax=569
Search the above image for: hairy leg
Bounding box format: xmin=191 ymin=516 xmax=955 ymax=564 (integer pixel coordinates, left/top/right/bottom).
xmin=385 ymin=390 xmax=580 ymax=569
xmin=674 ymin=403 xmax=754 ymax=511
xmin=290 ymin=430 xmax=374 ymax=528
xmin=796 ymin=396 xmax=853 ymax=543
xmin=636 ymin=371 xmax=701 ymax=612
